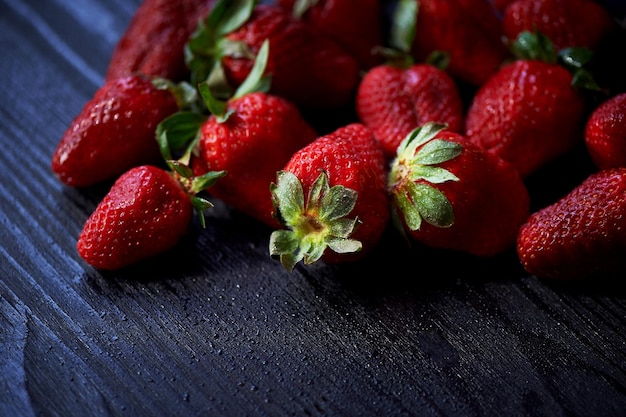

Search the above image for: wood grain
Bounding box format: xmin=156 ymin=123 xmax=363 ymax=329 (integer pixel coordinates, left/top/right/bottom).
xmin=1 ymin=1 xmax=625 ymax=416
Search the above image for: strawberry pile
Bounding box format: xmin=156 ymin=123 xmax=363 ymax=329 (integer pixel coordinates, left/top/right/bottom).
xmin=51 ymin=0 xmax=626 ymax=281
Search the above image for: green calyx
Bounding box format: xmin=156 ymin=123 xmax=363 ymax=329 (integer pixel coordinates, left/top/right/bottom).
xmin=509 ymin=30 xmax=603 ymax=92
xmin=388 ymin=122 xmax=462 ymax=233
xmin=185 ymin=0 xmax=257 ymax=93
xmin=269 ymin=170 xmax=362 ymax=271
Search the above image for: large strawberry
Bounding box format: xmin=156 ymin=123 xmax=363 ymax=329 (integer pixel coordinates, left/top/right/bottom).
xmin=356 ymin=0 xmax=465 ymax=160
xmin=270 ymin=123 xmax=389 ymax=270
xmin=185 ymin=0 xmax=360 ymax=109
xmin=51 ymin=75 xmax=187 ymax=187
xmin=77 ymin=164 xmax=224 ymax=270
xmin=585 ymin=92 xmax=626 ymax=170
xmin=388 ymin=122 xmax=530 ymax=257
xmin=276 ymin=0 xmax=384 ymax=70
xmin=410 ymin=0 xmax=510 ymax=86
xmin=501 ymin=0 xmax=615 ymax=52
xmin=105 ymin=0 xmax=215 ymax=82
xmin=464 ymin=31 xmax=595 ymax=178
xmin=186 ymin=40 xmax=319 ymax=228
xmin=517 ymin=167 xmax=626 ymax=280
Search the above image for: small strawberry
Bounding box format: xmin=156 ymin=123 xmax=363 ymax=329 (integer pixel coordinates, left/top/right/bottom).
xmin=276 ymin=0 xmax=384 ymax=70
xmin=388 ymin=122 xmax=530 ymax=257
xmin=77 ymin=164 xmax=224 ymax=270
xmin=51 ymin=75 xmax=189 ymax=187
xmin=270 ymin=123 xmax=389 ymax=270
xmin=185 ymin=0 xmax=360 ymax=109
xmin=105 ymin=0 xmax=215 ymax=82
xmin=517 ymin=167 xmax=626 ymax=280
xmin=585 ymin=92 xmax=626 ymax=170
xmin=356 ymin=0 xmax=465 ymax=160
xmin=501 ymin=0 xmax=615 ymax=52
xmin=410 ymin=0 xmax=510 ymax=86
xmin=186 ymin=40 xmax=319 ymax=228
xmin=464 ymin=31 xmax=596 ymax=178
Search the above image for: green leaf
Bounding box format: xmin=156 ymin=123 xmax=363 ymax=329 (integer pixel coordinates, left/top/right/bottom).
xmin=168 ymin=160 xmax=194 ymax=178
xmin=191 ymin=170 xmax=227 ymax=193
xmin=410 ymin=165 xmax=459 ymax=184
xmin=320 ymin=185 xmax=358 ymax=222
xmin=328 ymin=217 xmax=360 ymax=239
xmin=407 ymin=182 xmax=454 ymax=228
xmin=292 ymin=0 xmax=319 ymax=19
xmin=272 ymin=171 xmax=305 ymax=225
xmin=394 ymin=189 xmax=422 ymax=231
xmin=414 ymin=139 xmax=463 ymax=166
xmin=233 ymin=39 xmax=271 ymax=99
xmin=327 ymin=236 xmax=362 ymax=255
xmin=198 ymin=81 xmax=233 ymax=121
xmin=156 ymin=112 xmax=206 ymax=161
xmin=510 ymin=30 xmax=557 ymax=63
xmin=390 ymin=0 xmax=418 ymax=54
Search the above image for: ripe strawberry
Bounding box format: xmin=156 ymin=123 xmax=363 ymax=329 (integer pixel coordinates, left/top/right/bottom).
xmin=410 ymin=0 xmax=510 ymax=86
xmin=585 ymin=92 xmax=626 ymax=170
xmin=270 ymin=123 xmax=389 ymax=270
xmin=105 ymin=0 xmax=215 ymax=82
xmin=517 ymin=167 xmax=626 ymax=280
xmin=276 ymin=0 xmax=384 ymax=70
xmin=388 ymin=122 xmax=530 ymax=257
xmin=185 ymin=40 xmax=319 ymax=228
xmin=464 ymin=31 xmax=592 ymax=178
xmin=501 ymin=0 xmax=615 ymax=52
xmin=186 ymin=0 xmax=360 ymax=109
xmin=51 ymin=75 xmax=182 ymax=188
xmin=191 ymin=92 xmax=318 ymax=228
xmin=355 ymin=0 xmax=465 ymax=160
xmin=77 ymin=164 xmax=224 ymax=270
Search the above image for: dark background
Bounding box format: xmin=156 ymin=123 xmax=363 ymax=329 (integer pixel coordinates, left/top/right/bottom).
xmin=1 ymin=0 xmax=625 ymax=416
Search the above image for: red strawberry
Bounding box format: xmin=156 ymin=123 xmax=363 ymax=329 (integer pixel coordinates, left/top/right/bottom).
xmin=464 ymin=31 xmax=591 ymax=178
xmin=105 ymin=0 xmax=215 ymax=82
xmin=270 ymin=123 xmax=389 ymax=270
xmin=356 ymin=63 xmax=465 ymax=160
xmin=191 ymin=91 xmax=318 ymax=228
xmin=410 ymin=0 xmax=510 ymax=86
xmin=585 ymin=92 xmax=626 ymax=170
xmin=501 ymin=0 xmax=615 ymax=52
xmin=186 ymin=0 xmax=360 ymax=109
xmin=276 ymin=0 xmax=384 ymax=70
xmin=355 ymin=1 xmax=465 ymax=160
xmin=388 ymin=122 xmax=530 ymax=257
xmin=51 ymin=75 xmax=181 ymax=187
xmin=517 ymin=167 xmax=626 ymax=280
xmin=77 ymin=164 xmax=223 ymax=270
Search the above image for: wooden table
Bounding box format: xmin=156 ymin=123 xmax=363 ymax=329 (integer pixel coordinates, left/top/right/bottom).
xmin=2 ymin=1 xmax=625 ymax=416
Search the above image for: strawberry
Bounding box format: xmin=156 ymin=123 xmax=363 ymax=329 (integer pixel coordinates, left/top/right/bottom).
xmin=270 ymin=123 xmax=389 ymax=270
xmin=105 ymin=0 xmax=215 ymax=82
xmin=186 ymin=40 xmax=319 ymax=228
xmin=356 ymin=0 xmax=465 ymax=160
xmin=585 ymin=92 xmax=626 ymax=170
xmin=410 ymin=0 xmax=510 ymax=86
xmin=185 ymin=0 xmax=360 ymax=109
xmin=501 ymin=0 xmax=615 ymax=52
xmin=276 ymin=0 xmax=384 ymax=70
xmin=464 ymin=31 xmax=594 ymax=178
xmin=517 ymin=167 xmax=626 ymax=280
xmin=51 ymin=75 xmax=184 ymax=188
xmin=77 ymin=164 xmax=224 ymax=270
xmin=388 ymin=122 xmax=530 ymax=257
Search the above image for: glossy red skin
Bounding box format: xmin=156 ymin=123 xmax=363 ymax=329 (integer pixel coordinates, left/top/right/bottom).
xmin=411 ymin=0 xmax=509 ymax=86
xmin=105 ymin=0 xmax=214 ymax=82
xmin=192 ymin=92 xmax=318 ymax=228
xmin=51 ymin=75 xmax=179 ymax=187
xmin=517 ymin=167 xmax=626 ymax=280
xmin=502 ymin=0 xmax=615 ymax=51
xmin=77 ymin=165 xmax=193 ymax=270
xmin=585 ymin=92 xmax=626 ymax=170
xmin=283 ymin=123 xmax=390 ymax=264
xmin=398 ymin=130 xmax=530 ymax=257
xmin=464 ymin=60 xmax=585 ymax=178
xmin=221 ymin=4 xmax=360 ymax=109
xmin=276 ymin=0 xmax=384 ymax=70
xmin=356 ymin=63 xmax=465 ymax=160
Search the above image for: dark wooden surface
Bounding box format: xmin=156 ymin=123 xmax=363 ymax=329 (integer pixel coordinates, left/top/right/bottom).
xmin=1 ymin=1 xmax=626 ymax=416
